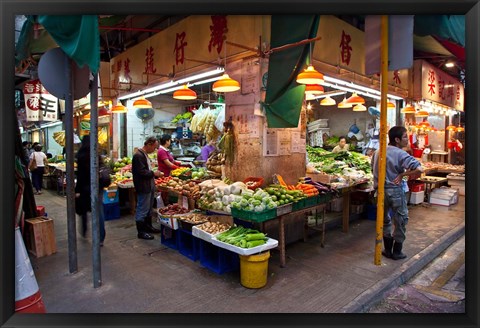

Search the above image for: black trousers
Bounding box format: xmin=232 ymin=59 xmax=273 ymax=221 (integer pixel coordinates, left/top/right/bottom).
xmin=31 ymin=167 xmax=45 ymax=192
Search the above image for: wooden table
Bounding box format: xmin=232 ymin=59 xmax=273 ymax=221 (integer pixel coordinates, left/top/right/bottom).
xmin=416 ymin=176 xmax=448 ymax=202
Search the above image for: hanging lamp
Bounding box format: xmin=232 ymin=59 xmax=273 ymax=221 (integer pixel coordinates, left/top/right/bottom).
xmin=455 ymin=126 xmax=465 ymax=132
xmin=387 ymin=101 xmax=395 ymax=109
xmin=173 ymin=84 xmax=197 ymax=100
xmin=415 ymin=110 xmax=429 ymax=117
xmin=320 ymin=95 xmax=336 ymax=106
xmin=401 ymin=105 xmax=416 ymax=114
xmin=337 ymin=96 xmax=352 ymax=108
xmin=296 ymin=42 xmax=324 ymax=85
xmin=446 ymin=125 xmax=456 ymax=131
xmin=345 ymin=92 xmax=365 ymax=105
xmin=305 ymin=84 xmax=324 ymax=95
xmin=133 ymin=97 xmax=152 ymax=109
xmin=352 ymin=104 xmax=367 ymax=111
xmin=111 ymin=102 xmax=128 ymax=114
xmin=305 ymin=93 xmax=316 ymax=101
xmin=212 ymin=40 xmax=240 ymax=93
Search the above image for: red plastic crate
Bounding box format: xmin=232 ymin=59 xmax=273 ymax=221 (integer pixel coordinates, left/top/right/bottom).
xmin=36 ymin=206 xmax=45 ymax=216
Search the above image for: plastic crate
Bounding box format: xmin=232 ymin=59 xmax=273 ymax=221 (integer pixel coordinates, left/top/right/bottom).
xmin=103 ymin=189 xmax=119 ymax=204
xmin=177 ymin=229 xmax=200 ymax=261
xmin=199 ymin=239 xmax=240 ymax=274
xmin=231 ymin=207 xmax=276 ymax=223
xmin=103 ymin=203 xmax=120 ymax=221
xmin=366 ymin=204 xmax=376 ymax=221
xmin=36 ymin=206 xmax=46 ymax=216
xmin=292 ymin=199 xmax=305 ymax=211
xmin=317 ymin=194 xmax=328 ymax=204
xmin=160 ymin=224 xmax=179 ymax=250
xmin=304 ymin=195 xmax=318 ymax=208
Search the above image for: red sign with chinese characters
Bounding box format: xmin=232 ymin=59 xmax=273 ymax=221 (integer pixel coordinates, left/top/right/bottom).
xmin=339 ymin=30 xmax=353 ymax=66
xmin=174 ymin=32 xmax=188 ymax=65
xmin=23 ymin=79 xmax=58 ymax=121
xmin=413 ymin=60 xmax=464 ymax=111
xmin=208 ymin=15 xmax=228 ymax=54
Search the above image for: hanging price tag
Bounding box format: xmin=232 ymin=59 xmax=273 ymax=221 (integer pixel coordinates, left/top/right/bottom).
xmin=182 ymin=196 xmax=189 ymax=209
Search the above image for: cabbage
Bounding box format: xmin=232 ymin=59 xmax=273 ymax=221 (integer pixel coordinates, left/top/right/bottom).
xmin=254 ymin=204 xmax=266 ymax=212
xmin=230 ymin=185 xmax=242 ymax=195
xmin=252 ymin=199 xmax=261 ymax=206
xmin=223 ymin=186 xmax=231 ymax=195
xmin=225 ymin=205 xmax=231 ymax=213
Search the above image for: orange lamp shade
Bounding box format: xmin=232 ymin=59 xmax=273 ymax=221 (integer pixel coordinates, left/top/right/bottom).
xmin=83 ymin=112 xmax=91 ymax=120
xmin=296 ymin=65 xmax=324 ymax=85
xmin=345 ymin=92 xmax=365 ymax=105
xmin=111 ymin=102 xmax=128 ymax=114
xmin=352 ymin=104 xmax=367 ymax=111
xmin=320 ymin=95 xmax=336 ymax=106
xmin=173 ymin=85 xmax=197 ymax=100
xmin=401 ymin=105 xmax=416 ymax=114
xmin=133 ymin=97 xmax=152 ymax=108
xmin=446 ymin=125 xmax=456 ymax=131
xmin=337 ymin=97 xmax=352 ymax=108
xmin=212 ymin=73 xmax=240 ymax=92
xmin=455 ymin=126 xmax=465 ymax=132
xmin=387 ymin=101 xmax=395 ymax=109
xmin=415 ymin=110 xmax=429 ymax=117
xmin=418 ymin=121 xmax=430 ymax=127
xmin=305 ymin=84 xmax=324 ymax=95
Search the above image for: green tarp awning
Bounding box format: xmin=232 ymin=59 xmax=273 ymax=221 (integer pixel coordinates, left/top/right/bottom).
xmin=263 ymin=15 xmax=319 ymax=128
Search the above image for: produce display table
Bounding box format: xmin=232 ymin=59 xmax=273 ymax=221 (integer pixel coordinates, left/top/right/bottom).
xmin=232 ymin=198 xmax=330 ymax=268
xmin=48 ymin=163 xmax=76 ymax=196
xmin=416 ymin=176 xmax=448 ymax=202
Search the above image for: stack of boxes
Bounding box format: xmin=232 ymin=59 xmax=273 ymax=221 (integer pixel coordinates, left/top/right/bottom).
xmin=307 ymin=119 xmax=330 ymax=147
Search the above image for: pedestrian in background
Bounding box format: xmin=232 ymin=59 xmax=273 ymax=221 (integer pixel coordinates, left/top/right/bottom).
xmin=198 ymin=139 xmax=217 ymax=162
xmin=132 ymin=136 xmax=163 ymax=240
xmin=371 ymin=126 xmax=424 ymax=260
xmin=75 ymin=135 xmax=111 ymax=246
xmin=332 ymin=136 xmax=349 ymax=153
xmin=29 ymin=143 xmax=48 ymax=195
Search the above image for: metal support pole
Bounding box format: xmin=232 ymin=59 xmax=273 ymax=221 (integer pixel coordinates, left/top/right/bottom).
xmin=65 ymin=56 xmax=78 ymax=273
xmin=90 ymin=73 xmax=102 ymax=288
xmin=374 ymin=15 xmax=389 ymax=266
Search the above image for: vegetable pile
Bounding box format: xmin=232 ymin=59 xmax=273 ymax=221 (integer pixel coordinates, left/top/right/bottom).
xmin=195 ymin=221 xmax=232 ymax=235
xmin=158 ymin=204 xmax=190 ymax=216
xmin=230 ymin=188 xmax=278 ymax=212
xmin=216 ymin=226 xmax=268 ymax=248
xmin=197 ymin=181 xmax=248 ymax=213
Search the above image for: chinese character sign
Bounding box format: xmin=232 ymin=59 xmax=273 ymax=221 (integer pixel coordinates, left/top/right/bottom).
xmin=418 ymin=60 xmax=464 ymax=111
xmin=208 ymin=15 xmax=228 ymax=54
xmin=145 ymin=47 xmax=157 ymax=74
xmin=23 ymin=79 xmax=58 ymax=122
xmin=174 ymin=32 xmax=188 ymax=65
xmin=393 ymin=70 xmax=401 ymax=84
xmin=339 ymin=30 xmax=352 ymax=66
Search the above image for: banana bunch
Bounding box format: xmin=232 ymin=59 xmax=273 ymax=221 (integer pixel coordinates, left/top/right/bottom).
xmin=53 ymin=131 xmax=66 ymax=147
xmin=98 ymin=128 xmax=108 ymax=145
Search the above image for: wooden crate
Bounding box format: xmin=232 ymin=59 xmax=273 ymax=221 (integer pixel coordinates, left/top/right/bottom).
xmin=24 ymin=216 xmax=57 ymax=258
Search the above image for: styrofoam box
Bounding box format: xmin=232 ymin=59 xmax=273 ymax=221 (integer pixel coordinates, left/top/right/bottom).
xmin=429 ymin=188 xmax=458 ymax=206
xmin=192 ymin=225 xmax=215 ymax=243
xmin=409 ymin=191 xmax=425 ymax=205
xmin=307 ymin=119 xmax=329 ymax=130
xmin=447 ymin=175 xmax=465 ymax=196
xmin=211 ymin=236 xmax=279 ymax=256
xmin=157 ymin=212 xmax=179 ymax=230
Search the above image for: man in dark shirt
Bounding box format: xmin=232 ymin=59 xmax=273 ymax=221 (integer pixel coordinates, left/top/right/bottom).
xmin=132 ymin=136 xmax=163 ymax=240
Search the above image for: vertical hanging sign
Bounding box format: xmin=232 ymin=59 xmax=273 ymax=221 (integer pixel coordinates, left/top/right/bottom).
xmin=23 ymin=79 xmax=58 ymax=122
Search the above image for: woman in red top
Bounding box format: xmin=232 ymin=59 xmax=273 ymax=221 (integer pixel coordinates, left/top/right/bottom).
xmin=157 ymin=134 xmax=182 ymax=177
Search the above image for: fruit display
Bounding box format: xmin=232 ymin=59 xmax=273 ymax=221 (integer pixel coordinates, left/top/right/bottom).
xmin=171 ymin=111 xmax=193 ymax=124
xmin=158 ymin=204 xmax=190 ymax=216
xmin=230 ymin=188 xmax=278 ymax=213
xmin=179 ymin=167 xmax=208 ymax=180
xmin=112 ymin=157 xmax=132 ymax=173
xmin=216 ymin=226 xmax=268 ymax=248
xmin=171 ymin=167 xmax=190 ymax=177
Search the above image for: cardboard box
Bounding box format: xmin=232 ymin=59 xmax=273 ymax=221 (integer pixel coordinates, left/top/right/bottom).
xmin=157 ymin=211 xmax=179 ymax=230
xmin=409 ymin=191 xmax=425 ymax=205
xmin=24 ymin=216 xmax=57 ymax=258
xmin=447 ymin=174 xmax=465 ymax=196
xmin=306 ymin=172 xmax=335 ymax=184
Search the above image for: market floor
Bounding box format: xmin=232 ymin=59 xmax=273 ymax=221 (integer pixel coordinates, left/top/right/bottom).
xmin=29 ymin=190 xmax=465 ymax=313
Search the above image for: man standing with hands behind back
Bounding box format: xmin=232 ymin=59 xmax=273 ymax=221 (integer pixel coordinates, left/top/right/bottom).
xmin=132 ymin=136 xmax=163 ymax=240
xmin=371 ymin=126 xmax=423 ymax=260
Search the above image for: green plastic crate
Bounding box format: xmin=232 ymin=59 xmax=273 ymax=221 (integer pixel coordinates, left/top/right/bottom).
xmin=304 ymin=196 xmax=318 ymax=208
xmin=317 ymin=194 xmax=327 ymax=204
xmin=231 ymin=207 xmax=277 ymax=222
xmin=292 ymin=199 xmax=305 ymax=211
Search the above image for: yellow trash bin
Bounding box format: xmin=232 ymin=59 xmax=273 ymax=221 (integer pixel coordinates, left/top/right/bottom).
xmin=239 ymin=251 xmax=270 ymax=289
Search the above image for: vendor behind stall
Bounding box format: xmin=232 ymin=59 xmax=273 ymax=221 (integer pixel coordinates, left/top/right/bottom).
xmin=197 ymin=139 xmax=217 ymax=162
xmin=157 ymin=134 xmax=182 ymax=177
xmin=332 ymin=136 xmax=349 ymax=153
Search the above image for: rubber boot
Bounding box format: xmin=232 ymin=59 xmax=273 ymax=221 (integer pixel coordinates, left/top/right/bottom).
xmin=143 ymin=216 xmax=160 ymax=233
xmin=382 ymin=236 xmax=394 ymax=258
xmin=391 ymin=241 xmax=407 ymax=260
xmin=136 ymin=221 xmax=154 ymax=240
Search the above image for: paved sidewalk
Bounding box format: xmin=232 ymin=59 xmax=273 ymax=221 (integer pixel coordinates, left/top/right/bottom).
xmin=29 ymin=190 xmax=465 ymax=313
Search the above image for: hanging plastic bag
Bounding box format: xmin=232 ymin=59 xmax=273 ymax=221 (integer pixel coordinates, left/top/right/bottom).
xmin=214 ymin=106 xmax=226 ymax=132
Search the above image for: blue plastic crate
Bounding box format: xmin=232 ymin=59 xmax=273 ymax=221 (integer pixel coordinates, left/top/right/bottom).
xmin=161 ymin=224 xmax=179 ymax=250
xmin=103 ymin=203 xmax=120 ymax=221
xmin=199 ymin=239 xmax=240 ymax=274
xmin=103 ymin=189 xmax=119 ymax=204
xmin=177 ymin=229 xmax=200 ymax=261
